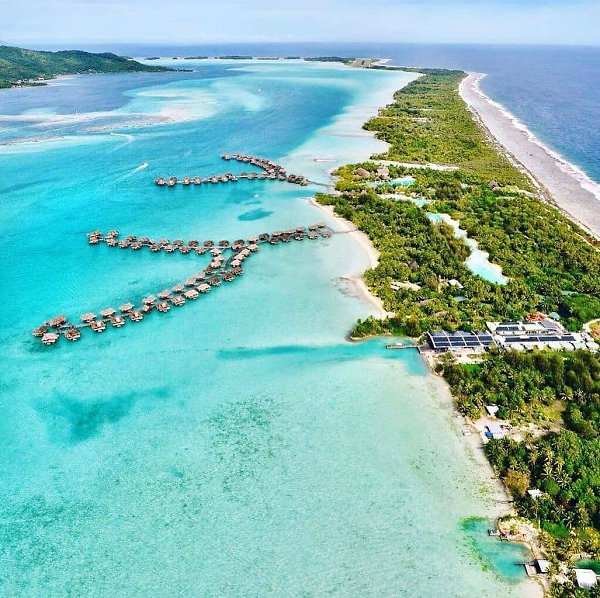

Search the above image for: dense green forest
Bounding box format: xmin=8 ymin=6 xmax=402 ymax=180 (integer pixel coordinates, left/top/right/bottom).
xmin=442 ymin=348 xmax=600 ymax=582
xmin=0 ymin=46 xmax=171 ymax=88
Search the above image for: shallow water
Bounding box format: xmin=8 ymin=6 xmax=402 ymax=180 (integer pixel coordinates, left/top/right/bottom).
xmin=0 ymin=60 xmax=532 ymax=596
xmin=427 ymin=212 xmax=508 ymax=284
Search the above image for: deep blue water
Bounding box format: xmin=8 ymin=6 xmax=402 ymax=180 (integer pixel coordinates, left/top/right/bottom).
xmin=41 ymin=42 xmax=600 ymax=184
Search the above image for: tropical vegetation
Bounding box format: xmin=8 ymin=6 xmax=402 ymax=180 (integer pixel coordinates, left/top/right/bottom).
xmin=0 ymin=45 xmax=171 ymax=88
xmin=317 ymin=66 xmax=600 ymax=593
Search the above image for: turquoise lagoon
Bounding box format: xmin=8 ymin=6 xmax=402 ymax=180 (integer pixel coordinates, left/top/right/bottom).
xmin=0 ymin=61 xmax=535 ymax=596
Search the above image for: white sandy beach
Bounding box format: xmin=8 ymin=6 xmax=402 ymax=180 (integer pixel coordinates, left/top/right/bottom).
xmin=460 ymin=72 xmax=600 ymax=239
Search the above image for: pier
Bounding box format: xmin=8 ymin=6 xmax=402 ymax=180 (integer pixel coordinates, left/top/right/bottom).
xmin=155 ymin=153 xmax=309 ymax=188
xmin=34 ymin=223 xmax=333 ymax=346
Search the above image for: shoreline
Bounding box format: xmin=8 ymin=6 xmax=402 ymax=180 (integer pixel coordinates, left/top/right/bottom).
xmin=460 ymin=72 xmax=600 ymax=240
xmin=314 ymin=68 xmax=547 ymax=596
xmin=308 ymin=197 xmax=390 ymax=320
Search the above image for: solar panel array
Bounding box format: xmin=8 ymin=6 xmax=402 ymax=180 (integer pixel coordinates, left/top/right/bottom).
xmin=427 ymin=331 xmax=495 ymax=351
xmin=502 ymin=334 xmax=577 ymax=345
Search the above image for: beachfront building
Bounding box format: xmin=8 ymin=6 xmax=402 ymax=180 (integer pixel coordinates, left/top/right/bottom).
xmin=575 ymin=568 xmax=597 ymax=590
xmin=425 ymin=314 xmax=599 ymax=354
xmin=488 ymin=319 xmax=598 ymax=352
xmin=426 ymin=330 xmax=495 ymax=353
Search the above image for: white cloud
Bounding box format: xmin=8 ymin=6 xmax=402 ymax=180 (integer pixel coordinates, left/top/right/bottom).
xmin=3 ymin=0 xmax=600 ymax=45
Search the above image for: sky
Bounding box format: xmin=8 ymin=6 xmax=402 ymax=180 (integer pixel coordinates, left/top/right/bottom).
xmin=2 ymin=0 xmax=600 ymax=47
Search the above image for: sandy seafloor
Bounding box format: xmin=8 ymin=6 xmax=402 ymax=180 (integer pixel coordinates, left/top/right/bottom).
xmin=0 ymin=60 xmax=540 ymax=596
xmin=460 ymin=72 xmax=600 ymax=239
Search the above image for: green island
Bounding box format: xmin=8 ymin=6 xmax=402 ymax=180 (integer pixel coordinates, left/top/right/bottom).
xmin=316 ymin=67 xmax=600 ymax=596
xmin=0 ymin=45 xmax=173 ymax=88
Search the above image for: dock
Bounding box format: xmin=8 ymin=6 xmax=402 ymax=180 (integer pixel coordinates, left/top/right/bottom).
xmin=154 ymin=153 xmax=309 ymax=188
xmin=33 ymin=223 xmax=333 ymax=346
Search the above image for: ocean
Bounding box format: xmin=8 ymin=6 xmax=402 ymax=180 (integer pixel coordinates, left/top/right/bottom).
xmin=0 ymin=55 xmax=548 ymax=596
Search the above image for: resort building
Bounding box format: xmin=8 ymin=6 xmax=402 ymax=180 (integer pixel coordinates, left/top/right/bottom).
xmin=488 ymin=319 xmax=598 ymax=352
xmin=425 ymin=314 xmax=599 ymax=354
xmin=575 ymin=569 xmax=597 ymax=590
xmin=426 ymin=330 xmax=495 ymax=353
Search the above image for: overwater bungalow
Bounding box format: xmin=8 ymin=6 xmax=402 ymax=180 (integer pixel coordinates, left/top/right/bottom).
xmin=179 ymin=246 xmax=191 ymax=254
xmin=119 ymin=303 xmax=135 ymax=313
xmin=129 ymin=310 xmax=144 ymax=322
xmin=107 ymin=230 xmax=119 ymax=237
xmin=109 ymin=315 xmax=126 ymax=328
xmin=193 ymin=177 xmax=202 ymax=185
xmin=32 ymin=325 xmax=47 ymax=338
xmin=65 ymin=328 xmax=81 ymax=342
xmin=141 ymin=304 xmax=153 ymax=314
xmin=248 ymin=244 xmax=259 ymax=252
xmin=90 ymin=320 xmax=106 ymax=333
xmin=81 ymin=312 xmax=97 ymax=323
xmin=195 ymin=247 xmax=207 ymax=255
xmin=172 ymin=284 xmax=185 ymax=293
xmin=158 ymin=290 xmax=171 ymax=299
xmin=142 ymin=296 xmax=156 ymax=305
xmin=185 ymin=278 xmax=196 ymax=287
xmin=184 ymin=289 xmax=199 ymax=300
xmin=219 ymin=240 xmax=229 ymax=247
xmin=155 ymin=177 xmax=166 ymax=186
xmin=150 ymin=244 xmax=161 ymax=252
xmin=131 ymin=242 xmax=143 ymax=250
xmin=100 ymin=308 xmax=116 ymax=318
xmin=188 ymin=240 xmax=199 ymax=247
xmin=106 ymin=239 xmax=118 ymax=247
xmin=46 ymin=314 xmax=67 ymax=328
xmin=156 ymin=301 xmax=170 ymax=313
xmin=42 ymin=332 xmax=60 ymax=345
xmin=164 ymin=244 xmax=175 ymax=253
xmin=167 ymin=177 xmax=177 ymax=187
xmin=210 ymin=248 xmax=222 ymax=256
xmin=173 ymin=239 xmax=184 ymax=246
xmin=197 ymin=283 xmax=211 ymax=293
xmin=88 ymin=236 xmax=100 ymax=245
xmin=171 ymin=295 xmax=185 ymax=307
xmin=203 ymin=240 xmax=214 ymax=247
xmin=182 ymin=177 xmax=191 ymax=186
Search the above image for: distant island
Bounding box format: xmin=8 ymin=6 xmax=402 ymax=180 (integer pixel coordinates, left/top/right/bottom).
xmin=0 ymin=45 xmax=173 ymax=88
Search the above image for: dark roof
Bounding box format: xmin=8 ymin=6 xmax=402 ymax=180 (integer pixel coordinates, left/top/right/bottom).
xmin=427 ymin=330 xmax=495 ymax=350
